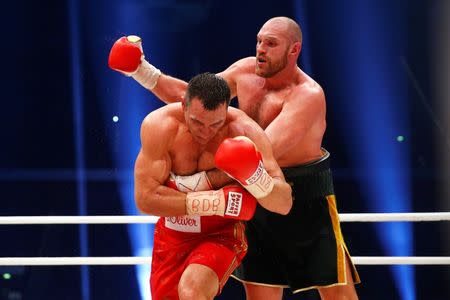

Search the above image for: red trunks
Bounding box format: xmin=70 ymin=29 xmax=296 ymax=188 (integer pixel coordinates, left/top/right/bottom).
xmin=150 ymin=216 xmax=247 ymax=300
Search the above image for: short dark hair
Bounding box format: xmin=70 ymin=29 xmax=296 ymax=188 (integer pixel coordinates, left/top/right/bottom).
xmin=185 ymin=72 xmax=231 ymax=110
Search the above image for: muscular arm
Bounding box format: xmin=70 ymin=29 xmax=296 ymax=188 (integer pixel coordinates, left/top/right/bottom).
xmin=205 ymin=169 xmax=235 ymax=189
xmin=134 ymin=114 xmax=188 ymax=216
xmin=233 ymin=115 xmax=293 ymax=215
xmin=150 ymin=61 xmax=241 ymax=104
xmin=265 ymin=86 xmax=326 ymax=160
xmin=217 ymin=57 xmax=254 ymax=100
xmin=146 ymin=57 xmax=244 ymax=105
xmin=149 ymin=74 xmax=188 ymax=104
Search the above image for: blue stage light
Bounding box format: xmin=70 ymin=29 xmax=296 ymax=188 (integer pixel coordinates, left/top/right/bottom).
xmin=115 ymin=83 xmax=156 ymax=300
xmin=295 ymin=1 xmax=415 ymax=298
xmin=340 ymin=3 xmax=415 ymax=298
xmin=68 ymin=0 xmax=89 ymax=299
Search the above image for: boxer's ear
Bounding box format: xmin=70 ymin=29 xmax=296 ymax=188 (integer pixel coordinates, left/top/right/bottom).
xmin=292 ymin=41 xmax=301 ymax=55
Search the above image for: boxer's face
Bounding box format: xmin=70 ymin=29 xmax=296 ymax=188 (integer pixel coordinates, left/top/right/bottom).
xmin=255 ymin=22 xmax=291 ymax=78
xmin=184 ymin=97 xmax=227 ymax=145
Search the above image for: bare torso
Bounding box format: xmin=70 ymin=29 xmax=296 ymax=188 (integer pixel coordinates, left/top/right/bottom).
xmin=163 ymin=104 xmax=253 ymax=175
xmin=135 ymin=102 xmax=290 ymax=217
xmin=221 ymin=57 xmax=326 ymax=167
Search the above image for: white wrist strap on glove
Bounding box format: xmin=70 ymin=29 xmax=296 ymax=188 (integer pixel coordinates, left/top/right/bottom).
xmin=185 ymin=190 xmax=225 ymax=216
xmin=132 ymin=59 xmax=161 ymax=90
xmin=242 ymin=161 xmax=274 ymax=199
xmin=170 ymin=171 xmax=212 ymax=192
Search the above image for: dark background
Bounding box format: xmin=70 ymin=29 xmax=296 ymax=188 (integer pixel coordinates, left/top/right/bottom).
xmin=0 ymin=0 xmax=449 ymax=299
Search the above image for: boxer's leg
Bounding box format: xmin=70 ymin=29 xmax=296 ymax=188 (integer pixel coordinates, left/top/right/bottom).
xmin=178 ymin=224 xmax=246 ymax=300
xmin=244 ymin=283 xmax=283 ymax=300
xmin=318 ymin=255 xmax=359 ymax=300
xmin=178 ymin=263 xmax=219 ymax=300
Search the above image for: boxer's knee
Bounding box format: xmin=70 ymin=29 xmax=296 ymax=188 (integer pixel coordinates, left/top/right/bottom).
xmin=178 ymin=283 xmax=203 ymax=300
xmin=178 ymin=279 xmax=214 ymax=300
xmin=178 ymin=264 xmax=218 ymax=300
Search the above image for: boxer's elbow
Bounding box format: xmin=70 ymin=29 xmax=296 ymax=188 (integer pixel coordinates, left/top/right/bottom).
xmin=262 ymin=198 xmax=291 ymax=215
xmin=285 ymin=183 xmax=294 ymax=213
xmin=274 ymin=182 xmax=293 ymax=215
xmin=135 ymin=190 xmax=150 ymax=214
xmin=259 ymin=184 xmax=292 ymax=215
xmin=135 ymin=187 xmax=158 ymax=215
xmin=279 ymin=194 xmax=293 ymax=215
xmin=272 ymin=196 xmax=292 ymax=215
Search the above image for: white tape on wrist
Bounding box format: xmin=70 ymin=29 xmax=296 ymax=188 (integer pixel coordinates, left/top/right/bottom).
xmin=243 ymin=161 xmax=274 ymax=199
xmin=132 ymin=59 xmax=161 ymax=90
xmin=185 ymin=190 xmax=225 ymax=216
xmin=171 ymin=171 xmax=212 ymax=192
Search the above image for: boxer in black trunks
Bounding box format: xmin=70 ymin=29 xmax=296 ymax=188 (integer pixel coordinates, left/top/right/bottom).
xmin=109 ymin=16 xmax=360 ymax=300
xmin=234 ymin=150 xmax=360 ymax=294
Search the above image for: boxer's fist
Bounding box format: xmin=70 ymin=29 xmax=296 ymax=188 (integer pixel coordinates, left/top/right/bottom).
xmin=108 ymin=35 xmax=161 ymax=89
xmin=108 ymin=36 xmax=143 ymax=76
xmin=165 ymin=171 xmax=212 ymax=192
xmin=185 ymin=186 xmax=256 ymax=220
xmin=215 ymin=136 xmax=274 ymax=199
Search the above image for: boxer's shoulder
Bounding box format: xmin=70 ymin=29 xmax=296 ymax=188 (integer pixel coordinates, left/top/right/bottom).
xmin=235 ymin=57 xmax=255 ymax=67
xmin=227 ymin=107 xmax=248 ymax=122
xmin=220 ymin=57 xmax=255 ymax=78
xmin=294 ymin=70 xmax=324 ymax=97
xmin=142 ymin=104 xmax=183 ymax=136
xmin=229 ymin=57 xmax=255 ymax=74
xmin=226 ymin=108 xmax=257 ymax=136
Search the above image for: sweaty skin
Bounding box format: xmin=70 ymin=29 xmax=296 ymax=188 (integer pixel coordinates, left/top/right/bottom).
xmin=134 ymin=101 xmax=292 ymax=217
xmin=151 ymin=20 xmax=325 ymax=167
xmin=217 ymin=58 xmax=326 ymax=166
xmin=136 ymin=85 xmax=292 ymax=300
xmin=132 ymin=16 xmax=357 ymax=300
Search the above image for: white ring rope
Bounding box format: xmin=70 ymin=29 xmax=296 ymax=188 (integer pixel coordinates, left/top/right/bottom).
xmin=339 ymin=212 xmax=450 ymax=222
xmin=0 ymin=212 xmax=449 ymax=225
xmin=1 ymin=212 xmax=449 ymax=266
xmin=0 ymin=215 xmax=160 ymax=225
xmin=0 ymin=256 xmax=449 ymax=266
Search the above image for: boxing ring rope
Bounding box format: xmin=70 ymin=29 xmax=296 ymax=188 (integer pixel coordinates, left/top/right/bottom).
xmin=0 ymin=212 xmax=450 ymax=225
xmin=1 ymin=212 xmax=449 ymax=266
xmin=0 ymin=256 xmax=449 ymax=266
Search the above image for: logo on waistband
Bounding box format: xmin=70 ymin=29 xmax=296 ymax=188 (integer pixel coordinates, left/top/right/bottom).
xmin=164 ymin=215 xmax=201 ymax=233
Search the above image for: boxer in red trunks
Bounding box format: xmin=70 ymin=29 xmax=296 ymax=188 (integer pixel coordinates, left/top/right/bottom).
xmin=109 ymin=17 xmax=359 ymax=299
xmin=133 ymin=72 xmax=292 ymax=299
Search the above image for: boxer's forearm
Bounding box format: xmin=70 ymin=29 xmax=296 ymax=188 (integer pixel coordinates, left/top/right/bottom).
xmin=256 ymin=178 xmax=292 ymax=215
xmin=206 ymin=169 xmax=236 ymax=189
xmin=151 ymin=74 xmax=188 ymax=104
xmin=135 ymin=184 xmax=188 ymax=216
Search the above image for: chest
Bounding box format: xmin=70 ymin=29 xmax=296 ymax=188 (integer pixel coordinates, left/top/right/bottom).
xmin=169 ymin=135 xmax=218 ymax=175
xmin=237 ymin=82 xmax=287 ymax=129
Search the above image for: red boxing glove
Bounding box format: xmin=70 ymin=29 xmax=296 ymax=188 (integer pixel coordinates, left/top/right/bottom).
xmin=185 ymin=186 xmax=256 ymax=220
xmin=215 ymin=136 xmax=274 ymax=199
xmin=108 ymin=36 xmax=143 ymax=75
xmin=108 ymin=35 xmax=161 ymax=89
